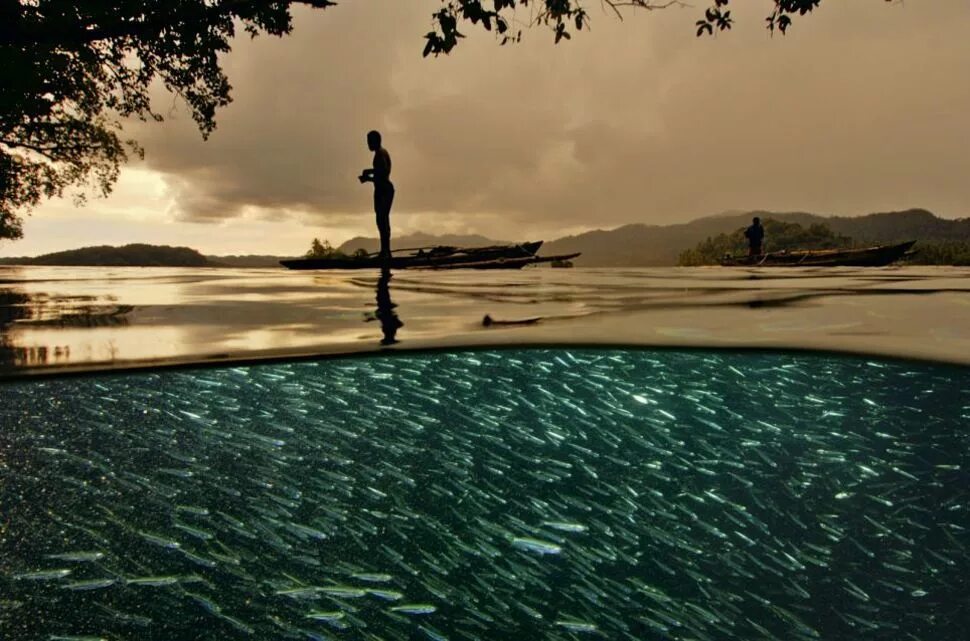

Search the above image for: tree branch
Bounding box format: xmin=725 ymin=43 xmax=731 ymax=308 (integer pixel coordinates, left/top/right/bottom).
xmin=602 ymin=1 xmax=686 ymax=21
xmin=1 ymin=138 xmax=110 ymax=162
xmin=0 ymin=0 xmax=336 ymax=48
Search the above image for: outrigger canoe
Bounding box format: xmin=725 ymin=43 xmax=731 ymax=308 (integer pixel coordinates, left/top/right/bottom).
xmin=417 ymin=253 xmax=582 ymax=270
xmin=720 ymin=240 xmax=916 ymax=267
xmin=280 ymin=241 xmax=544 ymax=270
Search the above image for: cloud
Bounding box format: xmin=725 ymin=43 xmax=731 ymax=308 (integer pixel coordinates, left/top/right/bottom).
xmin=132 ymin=2 xmax=417 ymax=220
xmin=128 ymin=0 xmax=970 ymax=238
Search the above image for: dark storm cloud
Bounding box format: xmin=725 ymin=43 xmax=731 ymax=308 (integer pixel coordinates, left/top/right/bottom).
xmin=133 ymin=1 xmax=416 ymax=223
xmin=134 ymin=1 xmax=970 ymax=234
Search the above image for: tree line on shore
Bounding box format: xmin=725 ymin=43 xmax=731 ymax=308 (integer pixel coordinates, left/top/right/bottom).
xmin=677 ymin=219 xmax=970 ymax=266
xmin=3 ymin=214 xmax=969 ymax=267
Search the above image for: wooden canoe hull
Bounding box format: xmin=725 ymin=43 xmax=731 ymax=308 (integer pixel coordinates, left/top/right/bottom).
xmin=280 ymin=241 xmax=543 ymax=270
xmin=418 ymin=253 xmax=582 ymax=270
xmin=720 ymin=241 xmax=916 ymax=267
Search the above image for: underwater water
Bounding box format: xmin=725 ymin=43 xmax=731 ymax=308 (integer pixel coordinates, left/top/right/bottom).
xmin=1 ymin=348 xmax=968 ymax=640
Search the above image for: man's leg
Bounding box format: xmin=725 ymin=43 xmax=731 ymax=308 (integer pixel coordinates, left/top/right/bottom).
xmin=377 ymin=212 xmax=390 ymax=261
xmin=375 ymin=187 xmax=394 ymax=261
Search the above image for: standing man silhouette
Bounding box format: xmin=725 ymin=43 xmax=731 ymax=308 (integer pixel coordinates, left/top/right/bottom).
xmin=744 ymin=216 xmax=765 ymax=257
xmin=359 ymin=130 xmax=394 ymax=263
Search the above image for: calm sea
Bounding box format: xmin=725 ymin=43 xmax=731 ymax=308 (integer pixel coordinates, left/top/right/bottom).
xmin=1 ymin=265 xmax=968 ymax=372
xmin=1 ymin=266 xmax=968 ymax=640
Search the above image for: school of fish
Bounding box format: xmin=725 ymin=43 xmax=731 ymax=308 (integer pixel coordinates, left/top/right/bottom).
xmin=0 ymin=349 xmax=967 ymax=640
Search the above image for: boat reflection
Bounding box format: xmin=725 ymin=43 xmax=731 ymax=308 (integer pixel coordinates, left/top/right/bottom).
xmin=0 ymin=289 xmax=29 ymax=366
xmin=1 ymin=287 xmax=121 ymax=367
xmin=1 ymin=289 xmax=69 ymax=366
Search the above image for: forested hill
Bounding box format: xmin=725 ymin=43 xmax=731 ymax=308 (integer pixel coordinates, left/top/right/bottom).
xmin=205 ymin=254 xmax=298 ymax=267
xmin=0 ymin=209 xmax=965 ymax=267
xmin=336 ymin=233 xmax=513 ymax=256
xmin=541 ymin=208 xmax=970 ymax=266
xmin=0 ymin=244 xmax=211 ymax=266
xmin=738 ymin=209 xmax=970 ymax=244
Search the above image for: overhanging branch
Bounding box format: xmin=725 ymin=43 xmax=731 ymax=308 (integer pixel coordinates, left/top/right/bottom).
xmin=0 ymin=0 xmax=336 ymax=48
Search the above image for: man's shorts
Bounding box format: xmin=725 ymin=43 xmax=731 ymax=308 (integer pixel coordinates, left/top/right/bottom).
xmin=374 ymin=183 xmax=395 ymax=219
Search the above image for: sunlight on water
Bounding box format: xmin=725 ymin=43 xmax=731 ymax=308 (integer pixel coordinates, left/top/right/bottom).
xmin=1 ymin=349 xmax=967 ymax=640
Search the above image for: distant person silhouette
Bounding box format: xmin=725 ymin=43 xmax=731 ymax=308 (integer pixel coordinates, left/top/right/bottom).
xmin=358 ymin=130 xmax=394 ymax=263
xmin=745 ymin=216 xmax=765 ymax=257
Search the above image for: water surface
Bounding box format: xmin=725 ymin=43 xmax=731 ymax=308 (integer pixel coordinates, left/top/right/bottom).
xmin=1 ymin=265 xmax=968 ymax=377
xmin=2 ymin=266 xmax=967 ymax=638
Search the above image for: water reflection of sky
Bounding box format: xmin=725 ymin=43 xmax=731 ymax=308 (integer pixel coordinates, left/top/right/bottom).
xmin=1 ymin=265 xmax=968 ymax=377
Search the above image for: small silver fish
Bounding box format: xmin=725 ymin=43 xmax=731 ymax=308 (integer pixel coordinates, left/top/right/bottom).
xmin=319 ymin=586 xmax=367 ymax=598
xmin=390 ymin=604 xmax=437 ymax=615
xmin=305 ymin=611 xmax=345 ymax=621
xmin=541 ymin=521 xmax=588 ymax=533
xmin=555 ymin=619 xmax=599 ymax=633
xmin=351 ymin=572 xmax=394 ymax=583
xmin=511 ymin=537 xmax=562 ymax=555
xmin=62 ymin=578 xmax=117 ymax=591
xmin=14 ymin=569 xmax=72 ymax=581
xmin=126 ymin=576 xmax=180 ymax=587
xmin=44 ymin=552 xmax=105 ymax=563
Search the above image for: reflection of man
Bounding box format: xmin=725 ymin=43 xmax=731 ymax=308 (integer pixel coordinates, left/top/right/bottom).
xmin=358 ymin=130 xmax=394 ymax=263
xmin=374 ymin=269 xmax=403 ymax=345
xmin=744 ymin=216 xmax=765 ymax=257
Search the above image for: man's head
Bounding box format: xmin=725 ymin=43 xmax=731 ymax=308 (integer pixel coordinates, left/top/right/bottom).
xmin=367 ymin=130 xmax=382 ymax=151
xmin=753 ymin=216 xmax=761 ymax=225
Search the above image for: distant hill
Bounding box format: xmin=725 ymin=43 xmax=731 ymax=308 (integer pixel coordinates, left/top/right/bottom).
xmin=220 ymin=208 xmax=970 ymax=267
xmin=542 ymin=208 xmax=970 ymax=266
xmin=727 ymin=208 xmax=970 ymax=244
xmin=0 ymin=246 xmax=302 ymax=268
xmin=205 ymin=254 xmax=299 ymax=267
xmin=2 ymin=209 xmax=965 ymax=267
xmin=0 ymin=243 xmax=211 ymax=267
xmin=679 ymin=219 xmax=855 ymax=266
xmin=336 ymin=232 xmax=514 ymax=256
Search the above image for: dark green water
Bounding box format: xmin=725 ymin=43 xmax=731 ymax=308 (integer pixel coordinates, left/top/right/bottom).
xmin=1 ymin=349 xmax=968 ymax=641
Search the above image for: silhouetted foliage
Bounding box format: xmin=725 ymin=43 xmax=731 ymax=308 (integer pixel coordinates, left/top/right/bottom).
xmin=0 ymin=243 xmax=210 ymax=266
xmin=903 ymin=241 xmax=970 ymax=266
xmin=305 ymin=237 xmax=356 ymax=260
xmin=205 ymin=254 xmax=299 ymax=268
xmin=810 ymin=208 xmax=970 ymax=245
xmin=0 ymin=0 xmax=335 ymax=241
xmin=306 ymin=238 xmax=334 ymax=258
xmin=678 ymin=219 xmax=853 ymax=265
xmin=695 ymin=0 xmax=838 ymax=36
xmin=1 ymin=0 xmax=895 ymax=242
xmin=425 ymin=1 xmax=895 ymax=55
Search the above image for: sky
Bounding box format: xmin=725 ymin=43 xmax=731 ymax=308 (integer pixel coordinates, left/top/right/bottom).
xmin=4 ymin=0 xmax=970 ymax=257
